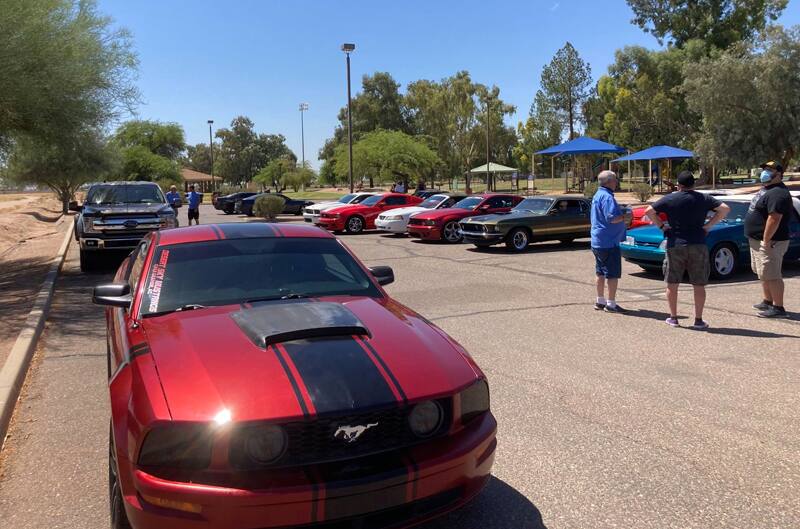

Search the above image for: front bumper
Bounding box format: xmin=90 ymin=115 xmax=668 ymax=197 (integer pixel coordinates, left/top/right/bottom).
xmin=120 ymin=413 xmax=497 ymax=529
xmin=407 ymin=224 xmax=441 ymax=240
xmin=302 ymin=213 xmax=321 ymax=224
xmin=79 ymin=235 xmax=147 ymax=251
xmin=620 ymin=243 xmax=665 ymax=266
xmin=317 ymin=217 xmax=345 ymax=231
xmin=459 ymin=230 xmax=505 ymax=245
xmin=375 ymin=218 xmax=408 ymax=233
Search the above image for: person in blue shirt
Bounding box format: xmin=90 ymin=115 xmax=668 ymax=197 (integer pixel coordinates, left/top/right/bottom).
xmin=185 ymin=185 xmax=202 ymax=225
xmin=590 ymin=170 xmax=627 ymax=313
xmin=165 ymin=185 xmax=181 ymax=212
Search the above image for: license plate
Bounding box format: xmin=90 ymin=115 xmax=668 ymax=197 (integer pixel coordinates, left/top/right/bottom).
xmin=624 ymin=236 xmax=635 ymax=246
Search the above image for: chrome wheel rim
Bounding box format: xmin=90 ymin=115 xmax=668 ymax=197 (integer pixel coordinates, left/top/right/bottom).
xmin=714 ymin=247 xmax=735 ymax=275
xmin=348 ymin=217 xmax=362 ymax=232
xmin=512 ymin=231 xmax=528 ymax=249
xmin=444 ymin=222 xmax=460 ymax=242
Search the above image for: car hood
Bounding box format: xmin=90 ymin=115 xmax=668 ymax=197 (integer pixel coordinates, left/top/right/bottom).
xmin=140 ymin=297 xmax=480 ymax=422
xmin=307 ymin=201 xmax=343 ymax=211
xmin=412 ymin=207 xmax=474 ymax=220
xmin=462 ymin=210 xmax=540 ymax=224
xmin=629 ymin=222 xmax=740 ymax=244
xmin=83 ymin=203 xmax=171 ymax=216
xmin=380 ymin=206 xmax=430 ymax=218
xmin=325 ymin=203 xmax=374 ymax=215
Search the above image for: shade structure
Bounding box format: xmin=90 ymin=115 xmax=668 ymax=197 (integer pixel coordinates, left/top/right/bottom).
xmin=535 ymin=136 xmax=626 ymax=156
xmin=469 ymin=162 xmax=518 ymax=173
xmin=612 ymin=145 xmax=693 ymax=162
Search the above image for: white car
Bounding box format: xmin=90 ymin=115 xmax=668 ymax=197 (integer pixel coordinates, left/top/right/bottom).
xmin=303 ymin=192 xmax=377 ymax=224
xmin=375 ymin=193 xmax=467 ymax=234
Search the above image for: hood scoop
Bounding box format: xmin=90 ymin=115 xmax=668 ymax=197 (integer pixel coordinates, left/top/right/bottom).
xmin=231 ymin=301 xmax=370 ymax=348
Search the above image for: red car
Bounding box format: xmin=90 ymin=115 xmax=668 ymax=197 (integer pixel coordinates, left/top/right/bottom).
xmin=318 ymin=193 xmax=423 ymax=234
xmin=94 ymin=223 xmax=496 ymax=529
xmin=408 ymin=194 xmax=523 ymax=243
xmin=629 ymin=205 xmax=667 ymax=229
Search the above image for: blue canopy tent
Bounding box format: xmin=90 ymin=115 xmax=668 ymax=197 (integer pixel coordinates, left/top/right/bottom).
xmin=612 ymin=145 xmax=694 ymax=191
xmin=535 ymin=137 xmax=626 ymax=192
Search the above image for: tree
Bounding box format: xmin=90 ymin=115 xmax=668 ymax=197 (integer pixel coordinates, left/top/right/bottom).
xmin=184 ymin=143 xmax=217 ymax=174
xmin=113 ymin=120 xmax=185 ymax=186
xmin=283 ymin=167 xmax=316 ymax=192
xmin=540 ymin=43 xmax=593 ymax=139
xmin=7 ymin=130 xmax=118 ymax=213
xmin=254 ymin=158 xmax=296 ymax=192
xmin=0 ymin=0 xmax=139 ymax=156
xmin=683 ymin=26 xmax=800 ymax=169
xmin=215 ymin=116 xmax=294 ymax=184
xmin=627 ymin=0 xmax=787 ymax=49
xmin=333 ymin=130 xmax=441 ymax=188
xmin=514 ymin=91 xmax=562 ymax=173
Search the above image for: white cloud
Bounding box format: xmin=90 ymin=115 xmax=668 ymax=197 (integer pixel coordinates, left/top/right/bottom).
xmin=550 ymin=2 xmax=560 ymax=11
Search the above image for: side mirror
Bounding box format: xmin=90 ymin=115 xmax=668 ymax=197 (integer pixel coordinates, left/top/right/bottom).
xmin=369 ymin=266 xmax=395 ymax=286
xmin=68 ymin=201 xmax=81 ymax=212
xmin=93 ymin=282 xmax=132 ymax=309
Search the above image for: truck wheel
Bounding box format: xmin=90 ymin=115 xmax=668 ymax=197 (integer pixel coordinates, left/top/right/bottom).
xmin=79 ymin=250 xmax=97 ymax=272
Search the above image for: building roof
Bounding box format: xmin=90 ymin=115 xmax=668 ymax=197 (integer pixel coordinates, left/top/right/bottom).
xmin=181 ymin=167 xmax=222 ymax=182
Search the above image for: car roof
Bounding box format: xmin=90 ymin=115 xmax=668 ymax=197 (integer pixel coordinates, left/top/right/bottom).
xmin=89 ymin=181 xmax=159 ymax=186
xmin=156 ymin=223 xmax=334 ymax=246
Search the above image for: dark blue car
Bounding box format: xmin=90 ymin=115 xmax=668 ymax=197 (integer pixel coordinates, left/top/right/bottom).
xmin=620 ymin=195 xmax=800 ymax=280
xmin=236 ymin=192 xmax=313 ymax=216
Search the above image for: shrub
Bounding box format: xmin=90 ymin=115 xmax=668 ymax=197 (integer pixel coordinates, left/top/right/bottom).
xmin=583 ymin=181 xmax=598 ymax=198
xmin=253 ymin=194 xmax=285 ymax=221
xmin=632 ymin=182 xmax=653 ymax=202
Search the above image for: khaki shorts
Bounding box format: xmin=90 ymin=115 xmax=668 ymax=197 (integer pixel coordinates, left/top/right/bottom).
xmin=663 ymin=244 xmax=709 ymax=285
xmin=748 ymin=238 xmax=789 ymax=281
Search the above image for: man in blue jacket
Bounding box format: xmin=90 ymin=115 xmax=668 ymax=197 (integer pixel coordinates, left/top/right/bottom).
xmin=185 ymin=185 xmax=202 ymax=226
xmin=590 ymin=170 xmax=627 ymax=313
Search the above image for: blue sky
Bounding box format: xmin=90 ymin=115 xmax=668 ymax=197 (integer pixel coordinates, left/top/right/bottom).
xmin=99 ymin=0 xmax=800 ymax=169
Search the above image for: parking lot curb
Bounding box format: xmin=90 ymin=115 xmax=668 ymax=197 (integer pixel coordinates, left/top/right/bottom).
xmin=0 ymin=223 xmax=73 ymax=451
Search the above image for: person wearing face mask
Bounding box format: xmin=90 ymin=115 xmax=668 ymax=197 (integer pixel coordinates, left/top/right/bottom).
xmin=744 ymin=161 xmax=793 ymax=318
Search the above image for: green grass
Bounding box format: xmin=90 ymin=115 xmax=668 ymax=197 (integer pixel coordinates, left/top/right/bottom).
xmin=280 ymin=190 xmax=344 ymax=200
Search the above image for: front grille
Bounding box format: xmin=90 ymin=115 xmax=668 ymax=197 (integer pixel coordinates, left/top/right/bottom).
xmin=460 ymin=223 xmax=486 ymax=233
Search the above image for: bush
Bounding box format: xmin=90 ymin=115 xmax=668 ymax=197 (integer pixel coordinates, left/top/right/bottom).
xmin=583 ymin=181 xmax=598 ymax=198
xmin=632 ymin=182 xmax=653 ymax=202
xmin=253 ymin=194 xmax=285 ymax=221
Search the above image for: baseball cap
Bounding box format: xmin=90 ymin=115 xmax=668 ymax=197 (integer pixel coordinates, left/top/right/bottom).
xmin=760 ymin=161 xmax=784 ymax=173
xmin=677 ymin=171 xmax=695 ymax=187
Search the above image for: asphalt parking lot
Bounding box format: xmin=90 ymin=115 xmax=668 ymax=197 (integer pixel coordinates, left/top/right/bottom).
xmin=0 ymin=204 xmax=798 ymax=529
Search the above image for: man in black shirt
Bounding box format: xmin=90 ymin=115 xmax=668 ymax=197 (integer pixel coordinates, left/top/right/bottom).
xmin=645 ymin=171 xmax=730 ymax=329
xmin=744 ymin=161 xmax=794 ymax=318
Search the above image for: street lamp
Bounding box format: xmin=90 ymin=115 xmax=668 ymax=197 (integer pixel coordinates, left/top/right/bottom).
xmin=484 ymin=98 xmax=491 ymax=191
xmin=341 ymin=43 xmax=355 ymax=192
xmin=207 ymin=120 xmax=215 ymax=192
xmin=299 ymin=103 xmax=309 ymax=169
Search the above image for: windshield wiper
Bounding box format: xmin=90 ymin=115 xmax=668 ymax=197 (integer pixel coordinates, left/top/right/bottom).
xmin=245 ymin=292 xmax=309 ymax=304
xmin=143 ymin=304 xmax=207 ymax=318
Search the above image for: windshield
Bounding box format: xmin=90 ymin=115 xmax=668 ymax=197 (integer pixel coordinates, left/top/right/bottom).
xmin=453 ymin=197 xmax=483 ymax=210
xmin=86 ymin=184 xmax=165 ymax=205
xmin=419 ymin=195 xmax=448 ymax=208
xmin=719 ymin=201 xmax=750 ymax=221
xmin=338 ymin=194 xmax=356 ymax=203
xmin=140 ymin=238 xmax=381 ymax=316
xmin=360 ymin=195 xmax=383 ymax=206
xmin=514 ymin=198 xmax=554 ymax=214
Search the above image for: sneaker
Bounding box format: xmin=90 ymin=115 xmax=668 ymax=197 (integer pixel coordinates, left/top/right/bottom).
xmin=753 ymin=300 xmax=773 ymax=311
xmin=594 ymin=303 xmax=606 ymax=311
xmin=757 ymin=306 xmax=789 ymax=319
xmin=690 ymin=320 xmax=709 ymax=330
xmin=665 ymin=317 xmax=680 ymax=327
xmin=604 ymin=304 xmax=626 ymax=313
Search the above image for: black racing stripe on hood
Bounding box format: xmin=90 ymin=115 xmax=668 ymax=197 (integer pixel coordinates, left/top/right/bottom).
xmin=216 ymin=223 xmax=275 ymax=239
xmin=281 ymin=337 xmax=397 ymax=414
xmin=359 ymin=338 xmax=407 ymax=404
xmin=270 ymin=346 xmax=310 ymax=418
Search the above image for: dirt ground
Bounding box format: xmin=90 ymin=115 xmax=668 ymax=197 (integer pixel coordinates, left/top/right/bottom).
xmin=0 ymin=193 xmax=71 ymax=368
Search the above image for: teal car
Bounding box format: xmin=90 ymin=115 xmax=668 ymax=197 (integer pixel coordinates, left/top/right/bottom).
xmin=620 ymin=196 xmax=800 ymax=280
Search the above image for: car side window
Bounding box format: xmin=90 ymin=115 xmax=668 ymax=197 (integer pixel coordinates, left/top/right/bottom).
xmin=385 ymin=196 xmax=405 ymax=205
xmin=127 ymin=241 xmax=149 ymax=292
xmin=486 ymin=196 xmax=513 ymax=208
xmin=565 ymin=200 xmax=583 ymax=214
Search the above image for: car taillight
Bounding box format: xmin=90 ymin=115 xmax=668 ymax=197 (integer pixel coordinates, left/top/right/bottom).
xmin=458 ymin=379 xmax=490 ymax=424
xmin=137 ymin=424 xmax=213 ymax=469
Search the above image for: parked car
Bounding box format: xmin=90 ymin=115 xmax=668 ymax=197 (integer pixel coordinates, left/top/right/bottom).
xmin=69 ymin=181 xmax=177 ymax=272
xmin=303 ymin=192 xmax=377 ymax=224
xmin=620 ymin=195 xmax=800 ymax=279
xmin=214 ymin=192 xmax=258 ymax=214
xmin=459 ymin=196 xmax=597 ymax=252
xmin=238 ymin=193 xmax=313 ymax=216
xmin=629 ymin=190 xmax=729 ymax=229
xmin=407 ymin=194 xmax=522 ymax=243
xmin=412 ymin=189 xmax=443 ymax=198
xmin=94 ymin=222 xmax=496 ymax=529
xmin=318 ymin=193 xmax=423 ymax=233
xmin=375 ymin=193 xmax=468 ymax=234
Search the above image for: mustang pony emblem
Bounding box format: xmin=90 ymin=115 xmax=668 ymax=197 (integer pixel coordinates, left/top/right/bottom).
xmin=334 ymin=423 xmax=378 ymax=443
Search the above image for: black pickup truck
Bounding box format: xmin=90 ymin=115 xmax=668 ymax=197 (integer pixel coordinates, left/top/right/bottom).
xmin=70 ymin=182 xmax=178 ymax=272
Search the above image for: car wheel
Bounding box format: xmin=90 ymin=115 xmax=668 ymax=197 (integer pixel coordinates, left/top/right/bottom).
xmin=441 ymin=221 xmax=462 ymax=243
xmin=79 ymin=249 xmax=97 ymax=272
xmin=506 ymin=228 xmax=530 ymax=252
xmin=710 ymin=243 xmax=737 ymax=279
xmin=345 ymin=216 xmax=364 ymax=234
xmin=109 ymin=425 xmax=132 ymax=529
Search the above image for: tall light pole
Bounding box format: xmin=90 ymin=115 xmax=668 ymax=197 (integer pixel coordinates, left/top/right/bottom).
xmin=342 ymin=43 xmax=355 ymax=192
xmin=299 ymin=103 xmax=308 ymax=168
xmin=485 ymin=98 xmax=491 ymax=191
xmin=207 ymin=119 xmax=215 ymax=192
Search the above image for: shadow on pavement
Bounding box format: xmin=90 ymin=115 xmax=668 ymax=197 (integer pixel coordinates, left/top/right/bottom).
xmin=617 ymin=308 xmax=798 ymax=336
xmin=466 ymin=240 xmax=591 ymax=255
xmin=419 ymin=477 xmax=548 ymax=529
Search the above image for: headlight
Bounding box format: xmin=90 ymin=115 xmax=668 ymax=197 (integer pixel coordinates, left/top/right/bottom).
xmin=459 ymin=379 xmax=490 ymax=424
xmin=138 ymin=424 xmax=213 ymax=469
xmin=408 ymin=400 xmax=444 ymax=437
xmin=659 ymin=240 xmax=667 ymax=250
xmin=423 ymin=219 xmax=436 ymax=226
xmin=82 ymin=216 xmax=97 ymax=233
xmin=385 ymin=215 xmax=402 ymax=221
xmin=229 ymin=424 xmax=287 ymax=469
xmin=160 ymin=214 xmax=177 ymax=228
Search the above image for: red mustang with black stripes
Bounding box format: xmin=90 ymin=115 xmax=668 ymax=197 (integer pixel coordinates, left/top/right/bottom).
xmin=94 ymin=222 xmax=496 ymax=529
